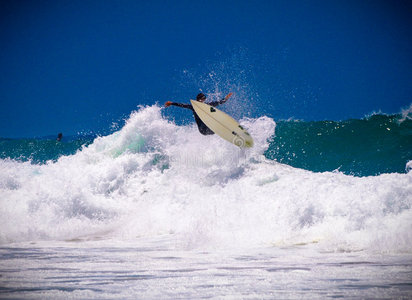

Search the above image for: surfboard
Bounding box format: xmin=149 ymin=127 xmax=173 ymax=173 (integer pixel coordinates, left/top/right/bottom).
xmin=190 ymin=100 xmax=254 ymax=148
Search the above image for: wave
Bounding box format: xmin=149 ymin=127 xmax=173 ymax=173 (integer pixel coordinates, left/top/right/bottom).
xmin=0 ymin=105 xmax=411 ymax=254
xmin=0 ymin=136 xmax=94 ymax=164
xmin=266 ymin=112 xmax=412 ymax=176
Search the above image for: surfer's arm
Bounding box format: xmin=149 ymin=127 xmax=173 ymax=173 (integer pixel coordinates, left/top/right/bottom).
xmin=209 ymin=98 xmax=228 ymax=107
xmin=165 ymin=101 xmax=193 ymax=110
xmin=208 ymin=92 xmax=233 ymax=107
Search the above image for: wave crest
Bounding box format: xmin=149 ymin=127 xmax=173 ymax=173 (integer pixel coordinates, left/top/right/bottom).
xmin=0 ymin=105 xmax=411 ymax=254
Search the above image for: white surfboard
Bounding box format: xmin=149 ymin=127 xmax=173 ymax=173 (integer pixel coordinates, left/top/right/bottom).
xmin=190 ymin=100 xmax=254 ymax=148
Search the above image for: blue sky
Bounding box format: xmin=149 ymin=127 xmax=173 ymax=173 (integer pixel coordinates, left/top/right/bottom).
xmin=1 ymin=0 xmax=411 ymax=138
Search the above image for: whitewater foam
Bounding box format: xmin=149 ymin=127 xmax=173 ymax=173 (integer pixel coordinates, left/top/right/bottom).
xmin=0 ymin=105 xmax=411 ymax=254
xmin=399 ymin=103 xmax=412 ymax=123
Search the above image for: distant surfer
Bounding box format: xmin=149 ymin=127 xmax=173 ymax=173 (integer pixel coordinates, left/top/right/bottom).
xmin=165 ymin=92 xmax=232 ymax=135
xmin=57 ymin=133 xmax=63 ymax=141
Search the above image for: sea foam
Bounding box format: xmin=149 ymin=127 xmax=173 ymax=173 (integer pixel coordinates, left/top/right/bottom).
xmin=0 ymin=105 xmax=411 ymax=254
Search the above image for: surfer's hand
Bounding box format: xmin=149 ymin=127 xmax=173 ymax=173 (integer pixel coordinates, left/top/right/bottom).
xmin=165 ymin=101 xmax=172 ymax=107
xmin=224 ymin=93 xmax=233 ymax=102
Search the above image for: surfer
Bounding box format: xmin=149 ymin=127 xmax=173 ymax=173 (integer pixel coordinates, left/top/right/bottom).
xmin=165 ymin=92 xmax=232 ymax=135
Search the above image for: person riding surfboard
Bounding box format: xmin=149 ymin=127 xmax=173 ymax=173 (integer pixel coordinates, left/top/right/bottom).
xmin=165 ymin=92 xmax=232 ymax=135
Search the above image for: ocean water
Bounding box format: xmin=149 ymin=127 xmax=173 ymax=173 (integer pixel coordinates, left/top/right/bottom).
xmin=1 ymin=105 xmax=411 ymax=298
xmin=0 ymin=136 xmax=94 ymax=165
xmin=2 ymin=108 xmax=411 ymax=177
xmin=266 ymin=114 xmax=412 ymax=176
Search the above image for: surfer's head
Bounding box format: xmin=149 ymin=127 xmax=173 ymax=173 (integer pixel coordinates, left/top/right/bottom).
xmin=196 ymin=93 xmax=206 ymax=102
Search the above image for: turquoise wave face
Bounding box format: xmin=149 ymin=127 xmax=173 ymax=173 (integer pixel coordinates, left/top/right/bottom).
xmin=0 ymin=136 xmax=94 ymax=164
xmin=265 ymin=114 xmax=412 ymax=176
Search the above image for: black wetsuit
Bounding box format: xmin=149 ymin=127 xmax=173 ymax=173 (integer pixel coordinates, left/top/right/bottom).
xmin=170 ymin=99 xmax=226 ymax=135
